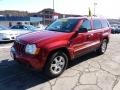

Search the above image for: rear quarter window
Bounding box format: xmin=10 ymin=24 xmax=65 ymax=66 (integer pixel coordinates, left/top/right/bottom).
xmin=93 ymin=19 xmax=102 ymax=30
xmin=101 ymin=19 xmax=110 ymax=28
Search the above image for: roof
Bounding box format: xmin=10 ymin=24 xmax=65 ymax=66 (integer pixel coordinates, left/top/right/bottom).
xmin=65 ymin=15 xmax=106 ymax=20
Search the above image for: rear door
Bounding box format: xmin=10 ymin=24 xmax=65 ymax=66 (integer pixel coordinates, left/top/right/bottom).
xmin=88 ymin=19 xmax=103 ymax=50
xmin=101 ymin=19 xmax=111 ymax=36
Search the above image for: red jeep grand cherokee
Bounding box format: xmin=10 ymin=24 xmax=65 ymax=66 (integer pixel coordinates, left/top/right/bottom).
xmin=11 ymin=16 xmax=111 ymax=77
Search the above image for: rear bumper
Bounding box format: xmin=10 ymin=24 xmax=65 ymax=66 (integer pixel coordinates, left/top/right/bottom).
xmin=11 ymin=47 xmax=46 ymax=70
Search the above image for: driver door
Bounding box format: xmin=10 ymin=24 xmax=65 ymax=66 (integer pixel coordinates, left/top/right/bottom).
xmin=70 ymin=19 xmax=93 ymax=57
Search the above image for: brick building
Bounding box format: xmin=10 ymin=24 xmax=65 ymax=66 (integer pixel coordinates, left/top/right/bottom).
xmin=0 ymin=8 xmax=82 ymax=25
xmin=29 ymin=8 xmax=54 ymax=25
xmin=29 ymin=8 xmax=82 ymax=25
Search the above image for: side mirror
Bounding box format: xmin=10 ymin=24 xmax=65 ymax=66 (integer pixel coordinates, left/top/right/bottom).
xmin=78 ymin=28 xmax=88 ymax=33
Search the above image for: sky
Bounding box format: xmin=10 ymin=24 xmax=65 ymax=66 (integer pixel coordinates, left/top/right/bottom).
xmin=0 ymin=0 xmax=119 ymax=19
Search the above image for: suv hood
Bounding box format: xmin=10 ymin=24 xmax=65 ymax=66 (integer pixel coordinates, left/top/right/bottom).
xmin=17 ymin=30 xmax=73 ymax=44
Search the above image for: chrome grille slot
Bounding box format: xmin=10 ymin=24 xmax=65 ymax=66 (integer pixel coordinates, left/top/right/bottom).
xmin=14 ymin=41 xmax=25 ymax=53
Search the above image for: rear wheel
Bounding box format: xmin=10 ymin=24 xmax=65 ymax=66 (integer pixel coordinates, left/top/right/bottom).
xmin=96 ymin=39 xmax=108 ymax=55
xmin=44 ymin=51 xmax=68 ymax=77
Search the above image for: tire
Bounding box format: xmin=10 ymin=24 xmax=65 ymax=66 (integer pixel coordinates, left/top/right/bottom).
xmin=44 ymin=51 xmax=68 ymax=78
xmin=96 ymin=39 xmax=108 ymax=55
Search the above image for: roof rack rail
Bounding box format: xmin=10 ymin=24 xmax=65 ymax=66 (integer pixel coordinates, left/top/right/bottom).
xmin=79 ymin=15 xmax=98 ymax=17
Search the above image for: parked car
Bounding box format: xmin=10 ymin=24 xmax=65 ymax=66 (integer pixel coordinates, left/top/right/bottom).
xmin=115 ymin=26 xmax=120 ymax=33
xmin=0 ymin=25 xmax=18 ymax=41
xmin=111 ymin=26 xmax=116 ymax=34
xmin=36 ymin=24 xmax=46 ymax=30
xmin=111 ymin=25 xmax=120 ymax=34
xmin=11 ymin=16 xmax=111 ymax=77
xmin=11 ymin=24 xmax=38 ymax=31
xmin=0 ymin=25 xmax=38 ymax=42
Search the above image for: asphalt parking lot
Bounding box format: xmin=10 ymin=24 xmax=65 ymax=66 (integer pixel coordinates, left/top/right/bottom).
xmin=0 ymin=34 xmax=120 ymax=90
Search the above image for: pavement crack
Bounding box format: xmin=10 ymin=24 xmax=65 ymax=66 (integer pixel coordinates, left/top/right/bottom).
xmin=59 ymin=72 xmax=80 ymax=79
xmin=100 ymin=68 xmax=116 ymax=76
xmin=96 ymin=72 xmax=103 ymax=90
xmin=71 ymin=72 xmax=83 ymax=90
xmin=112 ymin=76 xmax=120 ymax=90
xmin=95 ymin=60 xmax=116 ymax=76
xmin=96 ymin=85 xmax=103 ymax=90
xmin=78 ymin=72 xmax=83 ymax=85
xmin=50 ymin=78 xmax=58 ymax=87
xmin=48 ymin=81 xmax=53 ymax=90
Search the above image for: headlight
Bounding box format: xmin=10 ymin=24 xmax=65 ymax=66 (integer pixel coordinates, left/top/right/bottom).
xmin=16 ymin=37 xmax=20 ymax=42
xmin=25 ymin=44 xmax=37 ymax=55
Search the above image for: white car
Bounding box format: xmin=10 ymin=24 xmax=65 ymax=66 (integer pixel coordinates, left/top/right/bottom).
xmin=0 ymin=25 xmax=37 ymax=42
xmin=36 ymin=24 xmax=46 ymax=30
xmin=0 ymin=25 xmax=17 ymax=41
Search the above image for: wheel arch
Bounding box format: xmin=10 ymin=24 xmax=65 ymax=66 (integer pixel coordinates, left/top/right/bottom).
xmin=47 ymin=47 xmax=71 ymax=61
xmin=103 ymin=36 xmax=109 ymax=43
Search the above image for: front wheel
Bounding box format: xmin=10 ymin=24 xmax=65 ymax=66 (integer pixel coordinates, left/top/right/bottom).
xmin=44 ymin=51 xmax=68 ymax=78
xmin=96 ymin=39 xmax=108 ymax=55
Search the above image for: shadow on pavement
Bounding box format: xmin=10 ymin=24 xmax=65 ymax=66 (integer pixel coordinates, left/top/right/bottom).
xmin=68 ymin=52 xmax=99 ymax=68
xmin=0 ymin=52 xmax=100 ymax=90
xmin=0 ymin=59 xmax=51 ymax=90
xmin=0 ymin=41 xmax=13 ymax=44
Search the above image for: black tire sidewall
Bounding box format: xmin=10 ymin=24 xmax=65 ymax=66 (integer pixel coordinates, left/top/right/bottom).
xmin=101 ymin=39 xmax=108 ymax=53
xmin=97 ymin=39 xmax=108 ymax=54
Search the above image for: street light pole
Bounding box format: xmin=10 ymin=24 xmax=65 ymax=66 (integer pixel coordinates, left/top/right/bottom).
xmin=52 ymin=0 xmax=55 ymax=21
xmin=53 ymin=0 xmax=55 ymax=12
xmin=94 ymin=2 xmax=97 ymax=15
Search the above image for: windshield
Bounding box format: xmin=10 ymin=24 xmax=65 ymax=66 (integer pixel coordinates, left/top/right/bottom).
xmin=11 ymin=25 xmax=37 ymax=30
xmin=26 ymin=25 xmax=37 ymax=30
xmin=46 ymin=19 xmax=79 ymax=32
xmin=11 ymin=25 xmax=25 ymax=29
xmin=0 ymin=26 xmax=8 ymax=30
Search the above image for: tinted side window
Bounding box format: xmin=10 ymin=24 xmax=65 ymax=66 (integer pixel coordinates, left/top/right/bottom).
xmin=80 ymin=19 xmax=91 ymax=31
xmin=101 ymin=19 xmax=109 ymax=28
xmin=93 ymin=20 xmax=102 ymax=29
xmin=19 ymin=26 xmax=24 ymax=29
xmin=11 ymin=26 xmax=19 ymax=29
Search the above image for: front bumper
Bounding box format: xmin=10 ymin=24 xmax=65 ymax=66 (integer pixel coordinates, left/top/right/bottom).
xmin=0 ymin=35 xmax=15 ymax=41
xmin=11 ymin=47 xmax=46 ymax=70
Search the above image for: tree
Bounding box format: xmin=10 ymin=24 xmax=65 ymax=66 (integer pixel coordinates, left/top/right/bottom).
xmin=89 ymin=8 xmax=92 ymax=16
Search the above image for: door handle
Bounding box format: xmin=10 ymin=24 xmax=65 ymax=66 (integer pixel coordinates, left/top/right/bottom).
xmin=90 ymin=33 xmax=94 ymax=36
xmin=88 ymin=35 xmax=91 ymax=38
xmin=87 ymin=34 xmax=93 ymax=39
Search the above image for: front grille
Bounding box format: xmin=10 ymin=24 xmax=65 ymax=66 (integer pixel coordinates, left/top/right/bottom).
xmin=2 ymin=38 xmax=10 ymax=40
xmin=14 ymin=41 xmax=25 ymax=53
xmin=11 ymin=37 xmax=15 ymax=39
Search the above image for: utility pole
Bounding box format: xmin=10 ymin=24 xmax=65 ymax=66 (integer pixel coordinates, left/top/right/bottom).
xmin=52 ymin=0 xmax=55 ymax=20
xmin=94 ymin=2 xmax=97 ymax=15
xmin=53 ymin=0 xmax=55 ymax=12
